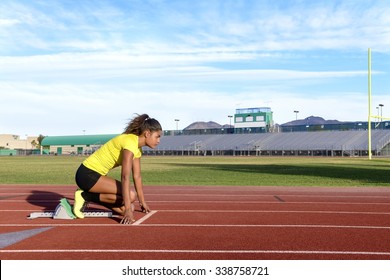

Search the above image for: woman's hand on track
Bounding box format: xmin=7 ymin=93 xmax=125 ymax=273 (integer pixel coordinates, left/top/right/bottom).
xmin=140 ymin=202 xmax=150 ymax=213
xmin=120 ymin=208 xmax=135 ymax=225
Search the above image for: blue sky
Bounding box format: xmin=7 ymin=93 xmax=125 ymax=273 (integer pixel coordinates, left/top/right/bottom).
xmin=1 ymin=0 xmax=389 ymax=136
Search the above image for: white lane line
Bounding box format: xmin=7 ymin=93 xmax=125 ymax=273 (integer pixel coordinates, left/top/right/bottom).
xmin=153 ymin=209 xmax=390 ymax=215
xmin=150 ymin=201 xmax=390 ymax=205
xmin=1 ymin=249 xmax=390 ymax=256
xmin=132 ymin=210 xmax=157 ymax=225
xmin=1 ymin=223 xmax=389 ymax=229
xmin=136 ymin=224 xmax=390 ymax=229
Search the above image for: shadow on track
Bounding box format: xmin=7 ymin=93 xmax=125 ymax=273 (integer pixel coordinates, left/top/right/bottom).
xmin=26 ymin=190 xmax=68 ymax=211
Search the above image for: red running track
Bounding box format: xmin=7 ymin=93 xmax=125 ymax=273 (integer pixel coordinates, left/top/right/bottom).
xmin=0 ymin=184 xmax=389 ymax=260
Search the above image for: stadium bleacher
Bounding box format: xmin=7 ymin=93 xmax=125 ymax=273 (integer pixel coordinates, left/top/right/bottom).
xmin=144 ymin=130 xmax=390 ymax=157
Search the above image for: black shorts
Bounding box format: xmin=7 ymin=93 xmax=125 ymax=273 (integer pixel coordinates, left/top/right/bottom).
xmin=75 ymin=164 xmax=101 ymax=191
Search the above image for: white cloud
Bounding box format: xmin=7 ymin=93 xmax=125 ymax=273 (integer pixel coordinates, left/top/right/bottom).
xmin=0 ymin=50 xmax=370 ymax=82
xmin=0 ymin=18 xmax=20 ymax=26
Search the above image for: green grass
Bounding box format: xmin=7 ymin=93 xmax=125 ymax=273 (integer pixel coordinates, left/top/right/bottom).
xmin=0 ymin=156 xmax=389 ymax=187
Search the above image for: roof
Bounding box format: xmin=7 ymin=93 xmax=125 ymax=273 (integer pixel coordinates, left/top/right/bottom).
xmin=183 ymin=121 xmax=223 ymax=130
xmin=41 ymin=134 xmax=118 ymax=146
xmin=281 ymin=116 xmax=344 ymax=126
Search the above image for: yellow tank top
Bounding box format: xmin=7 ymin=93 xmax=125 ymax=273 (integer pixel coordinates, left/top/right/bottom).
xmin=83 ymin=134 xmax=142 ymax=175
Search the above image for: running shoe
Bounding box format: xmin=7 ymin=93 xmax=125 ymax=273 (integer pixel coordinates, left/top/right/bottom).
xmin=73 ymin=189 xmax=85 ymax=219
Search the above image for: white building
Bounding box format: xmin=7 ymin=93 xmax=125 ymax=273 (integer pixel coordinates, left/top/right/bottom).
xmin=0 ymin=134 xmax=39 ymax=150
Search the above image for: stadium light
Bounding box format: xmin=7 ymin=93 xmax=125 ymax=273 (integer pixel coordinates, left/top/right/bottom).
xmin=174 ymin=119 xmax=180 ymax=131
xmin=379 ymin=104 xmax=384 ymax=121
xmin=294 ymin=110 xmax=299 ymax=120
xmin=228 ymin=115 xmax=233 ymax=127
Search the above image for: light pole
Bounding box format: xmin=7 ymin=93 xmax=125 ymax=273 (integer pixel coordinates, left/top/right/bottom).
xmin=376 ymin=107 xmax=380 ymax=122
xmin=174 ymin=119 xmax=180 ymax=132
xmin=228 ymin=115 xmax=233 ymax=127
xmin=294 ymin=110 xmax=299 ymax=120
xmin=379 ymin=104 xmax=384 ymax=122
xmin=228 ymin=115 xmax=233 ymax=134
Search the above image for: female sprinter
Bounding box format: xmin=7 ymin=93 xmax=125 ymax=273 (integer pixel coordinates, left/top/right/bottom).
xmin=73 ymin=114 xmax=162 ymax=224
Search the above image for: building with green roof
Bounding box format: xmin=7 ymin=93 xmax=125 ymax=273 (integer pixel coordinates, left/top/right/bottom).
xmin=41 ymin=134 xmax=117 ymax=155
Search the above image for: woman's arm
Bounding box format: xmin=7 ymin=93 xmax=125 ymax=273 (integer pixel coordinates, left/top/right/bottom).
xmin=121 ymin=149 xmax=135 ymax=224
xmin=132 ymin=157 xmax=150 ymax=213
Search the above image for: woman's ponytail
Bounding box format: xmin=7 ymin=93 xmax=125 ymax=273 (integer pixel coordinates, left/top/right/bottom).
xmin=123 ymin=114 xmax=162 ymax=135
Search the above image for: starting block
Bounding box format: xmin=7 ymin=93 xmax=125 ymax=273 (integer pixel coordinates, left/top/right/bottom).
xmin=28 ymin=198 xmax=114 ymax=219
